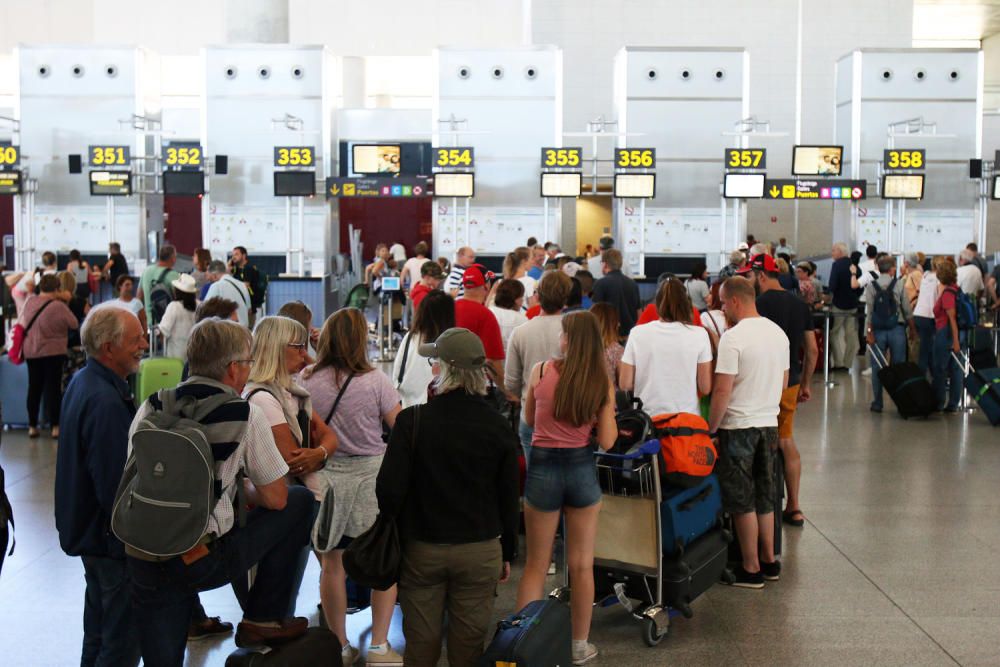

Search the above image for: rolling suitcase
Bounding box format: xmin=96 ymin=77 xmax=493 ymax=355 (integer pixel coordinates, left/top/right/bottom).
xmin=225 ymin=627 xmax=343 ymax=666
xmin=134 ymin=357 xmax=184 ymax=405
xmin=969 ymin=326 xmax=998 ymax=370
xmin=0 ymin=354 xmax=46 ymax=428
xmin=661 ymin=475 xmax=723 ymax=556
xmin=869 ymin=345 xmax=936 ymax=419
xmin=964 ymin=365 xmax=1000 ymax=427
xmin=661 ymin=527 xmax=732 ymax=619
xmin=480 ymin=598 xmax=572 ymax=667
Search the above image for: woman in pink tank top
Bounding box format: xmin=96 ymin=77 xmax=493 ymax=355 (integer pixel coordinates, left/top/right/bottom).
xmin=515 ymin=311 xmax=617 ymax=664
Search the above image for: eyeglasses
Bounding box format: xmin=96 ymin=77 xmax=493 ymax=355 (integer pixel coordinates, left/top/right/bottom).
xmin=230 ymin=358 xmax=255 ymax=366
xmin=287 ymin=343 xmax=308 ymax=350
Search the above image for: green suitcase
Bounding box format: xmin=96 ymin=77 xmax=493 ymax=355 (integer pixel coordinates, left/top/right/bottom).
xmin=134 ymin=357 xmax=184 ymax=405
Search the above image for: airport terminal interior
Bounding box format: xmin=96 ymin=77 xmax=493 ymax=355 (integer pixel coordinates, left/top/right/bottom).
xmin=2 ymin=0 xmax=1000 ymax=665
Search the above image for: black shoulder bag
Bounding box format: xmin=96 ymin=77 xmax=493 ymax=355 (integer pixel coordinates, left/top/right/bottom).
xmin=342 ymin=405 xmax=420 ymax=591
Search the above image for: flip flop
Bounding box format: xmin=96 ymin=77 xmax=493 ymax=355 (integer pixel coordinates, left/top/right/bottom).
xmin=782 ymin=510 xmax=805 ymax=527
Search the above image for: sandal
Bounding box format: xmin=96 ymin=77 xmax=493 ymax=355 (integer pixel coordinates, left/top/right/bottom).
xmin=782 ymin=510 xmax=805 ymax=527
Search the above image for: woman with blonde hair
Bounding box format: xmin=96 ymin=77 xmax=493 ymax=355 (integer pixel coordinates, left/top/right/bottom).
xmin=502 ymin=246 xmax=537 ymax=309
xmin=516 ymin=311 xmax=617 ymax=665
xmin=299 ymin=308 xmax=403 ymax=665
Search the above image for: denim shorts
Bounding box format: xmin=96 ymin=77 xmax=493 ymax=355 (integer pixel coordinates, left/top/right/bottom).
xmin=524 ymin=445 xmax=602 ymax=512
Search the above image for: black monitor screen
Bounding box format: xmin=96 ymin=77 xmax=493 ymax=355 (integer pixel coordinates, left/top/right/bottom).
xmin=274 ymin=171 xmax=316 ymax=197
xmin=163 ymin=170 xmax=205 ymax=196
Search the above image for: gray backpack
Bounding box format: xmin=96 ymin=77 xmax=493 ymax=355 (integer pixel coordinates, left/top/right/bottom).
xmin=111 ymin=391 xmax=240 ymax=559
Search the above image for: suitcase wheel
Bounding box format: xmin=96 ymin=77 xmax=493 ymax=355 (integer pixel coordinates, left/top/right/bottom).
xmin=721 ymin=568 xmax=736 ymax=585
xmin=642 ymin=616 xmax=668 ymax=647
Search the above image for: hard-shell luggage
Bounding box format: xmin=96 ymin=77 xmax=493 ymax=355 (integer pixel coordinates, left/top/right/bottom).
xmin=225 ymin=627 xmax=343 ymax=666
xmin=134 ymin=357 xmax=184 ymax=405
xmin=661 ymin=527 xmax=731 ymax=618
xmin=661 ymin=475 xmax=723 ymax=556
xmin=969 ymin=326 xmax=998 ymax=370
xmin=0 ymin=355 xmax=46 ymax=428
xmin=965 ymin=366 xmax=1000 ymax=427
xmin=480 ymin=598 xmax=572 ymax=667
xmin=869 ymin=345 xmax=936 ymax=419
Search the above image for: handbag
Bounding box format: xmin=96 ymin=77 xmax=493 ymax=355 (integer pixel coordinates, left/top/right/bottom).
xmin=342 ymin=405 xmax=420 ymax=591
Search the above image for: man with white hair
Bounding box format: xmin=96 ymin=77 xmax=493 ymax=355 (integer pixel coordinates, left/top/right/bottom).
xmin=204 ymin=260 xmax=251 ymax=327
xmin=957 ymin=248 xmax=985 ymax=297
xmin=828 ymin=242 xmax=861 ymax=370
xmin=55 ymin=305 xmax=149 ymax=667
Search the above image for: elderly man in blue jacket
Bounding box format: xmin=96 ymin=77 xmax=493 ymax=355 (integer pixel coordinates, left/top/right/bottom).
xmin=55 ymin=305 xmax=147 ymax=667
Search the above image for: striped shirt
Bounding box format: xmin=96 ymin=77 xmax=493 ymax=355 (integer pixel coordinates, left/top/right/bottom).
xmin=445 ymin=263 xmax=468 ymax=297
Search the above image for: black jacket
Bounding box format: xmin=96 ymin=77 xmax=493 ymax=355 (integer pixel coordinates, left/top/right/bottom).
xmin=592 ymin=269 xmax=641 ymax=336
xmin=376 ymin=390 xmax=520 ymax=561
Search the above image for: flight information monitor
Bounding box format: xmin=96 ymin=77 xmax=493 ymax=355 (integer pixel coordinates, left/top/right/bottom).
xmin=274 ymin=171 xmax=316 ymax=196
xmin=792 ymin=145 xmax=843 ymax=176
xmin=613 ymin=174 xmax=656 ymax=199
xmin=881 ymin=174 xmax=925 ymax=200
xmin=163 ymin=170 xmax=205 ymax=196
xmin=540 ymin=172 xmax=582 ymax=197
xmin=0 ymin=170 xmax=21 ymax=195
xmin=352 ymin=144 xmax=401 ymax=175
xmin=433 ymin=173 xmax=474 ymax=198
xmin=89 ymin=171 xmax=132 ymax=196
xmin=724 ymin=173 xmax=766 ymax=199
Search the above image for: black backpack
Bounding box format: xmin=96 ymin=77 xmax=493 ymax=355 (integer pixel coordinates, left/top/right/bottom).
xmin=611 ymin=394 xmax=654 ymax=454
xmin=870 ymin=277 xmax=899 ymax=331
xmin=148 ymin=268 xmax=173 ymax=324
xmin=0 ymin=416 xmax=14 ymax=577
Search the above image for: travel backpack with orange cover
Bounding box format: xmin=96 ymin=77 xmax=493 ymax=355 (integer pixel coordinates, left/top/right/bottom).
xmin=651 ymin=412 xmax=717 ymax=488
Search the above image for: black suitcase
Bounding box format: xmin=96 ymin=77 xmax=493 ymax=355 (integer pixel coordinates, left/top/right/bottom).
xmin=225 ymin=628 xmax=343 ymax=667
xmin=965 ymin=366 xmax=1000 ymax=426
xmin=480 ymin=598 xmax=572 ymax=667
xmin=662 ymin=528 xmax=731 ymax=618
xmin=969 ymin=326 xmax=998 ymax=370
xmin=869 ymin=345 xmax=936 ymax=418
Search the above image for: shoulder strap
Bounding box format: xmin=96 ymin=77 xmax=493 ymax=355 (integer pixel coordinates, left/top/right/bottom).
xmin=396 ymin=332 xmax=412 ymax=386
xmin=155 ymin=268 xmax=170 ymax=286
xmin=705 ymin=311 xmax=722 ymax=338
xmin=324 ymin=372 xmax=356 ymax=425
xmin=245 ymin=388 xmax=273 ymax=402
xmin=23 ymin=300 xmax=55 ymax=335
xmin=888 ymin=277 xmax=897 ymax=291
xmin=224 ymin=275 xmax=250 ymax=306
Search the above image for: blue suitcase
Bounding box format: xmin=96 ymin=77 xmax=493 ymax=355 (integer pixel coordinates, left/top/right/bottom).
xmin=966 ymin=367 xmax=1000 ymax=426
xmin=480 ymin=599 xmax=571 ymax=667
xmin=661 ymin=475 xmax=723 ymax=556
xmin=0 ymin=355 xmax=47 ymax=428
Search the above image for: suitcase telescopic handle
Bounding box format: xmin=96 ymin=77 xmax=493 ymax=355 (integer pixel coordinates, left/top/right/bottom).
xmin=866 ymin=343 xmax=889 ymax=370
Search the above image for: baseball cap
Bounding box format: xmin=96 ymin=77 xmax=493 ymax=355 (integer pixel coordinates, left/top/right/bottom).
xmin=417 ymin=327 xmax=486 ymax=370
xmin=737 ymin=253 xmax=779 ymax=274
xmin=737 ymin=242 xmax=749 ymax=251
xmin=462 ymin=263 xmax=494 ymax=289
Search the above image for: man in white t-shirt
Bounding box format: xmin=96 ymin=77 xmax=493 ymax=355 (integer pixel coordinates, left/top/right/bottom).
xmin=708 ymin=277 xmax=789 ymax=590
xmin=204 ymin=260 xmax=251 ymax=327
xmin=957 ymin=249 xmax=985 ymax=297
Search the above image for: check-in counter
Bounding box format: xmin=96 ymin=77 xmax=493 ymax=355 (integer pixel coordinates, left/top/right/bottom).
xmin=265 ymin=275 xmax=339 ymax=322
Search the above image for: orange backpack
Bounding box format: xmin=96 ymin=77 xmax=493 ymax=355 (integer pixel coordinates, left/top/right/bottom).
xmin=651 ymin=413 xmax=717 ymax=488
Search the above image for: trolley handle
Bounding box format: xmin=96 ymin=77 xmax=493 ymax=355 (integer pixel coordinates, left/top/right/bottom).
xmin=594 ymin=440 xmax=660 ymax=461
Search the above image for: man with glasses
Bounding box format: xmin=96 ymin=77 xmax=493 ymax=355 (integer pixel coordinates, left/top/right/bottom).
xmin=125 ymin=318 xmax=313 ymax=666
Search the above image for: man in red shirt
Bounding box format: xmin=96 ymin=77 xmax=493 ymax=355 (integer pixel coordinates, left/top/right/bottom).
xmin=410 ymin=260 xmax=444 ymax=314
xmin=455 ymin=264 xmax=509 ymax=397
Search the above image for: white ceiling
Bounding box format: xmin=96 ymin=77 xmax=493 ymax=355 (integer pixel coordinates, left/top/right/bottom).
xmin=913 ymin=0 xmax=1000 ymax=43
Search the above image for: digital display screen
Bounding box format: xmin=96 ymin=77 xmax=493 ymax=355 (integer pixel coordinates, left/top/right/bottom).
xmin=163 ymin=170 xmax=205 ymax=196
xmin=724 ymin=173 xmax=765 ymax=199
xmin=993 ymin=175 xmax=1000 ymax=200
xmin=0 ymin=170 xmax=22 ymax=195
xmin=273 ymin=171 xmax=316 ymax=197
xmin=613 ymin=174 xmax=656 ymax=199
xmin=352 ymin=144 xmax=401 ymax=175
xmin=89 ymin=170 xmax=132 ymax=196
xmin=433 ymin=173 xmax=474 ymax=198
xmin=881 ymin=174 xmax=924 ymax=200
xmin=540 ymin=172 xmax=582 ymax=198
xmin=380 ymin=277 xmax=401 ymax=291
xmin=792 ymin=146 xmax=843 ymax=176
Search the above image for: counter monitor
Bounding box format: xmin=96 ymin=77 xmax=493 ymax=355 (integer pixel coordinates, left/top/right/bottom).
xmin=881 ymin=174 xmax=925 ymax=200
xmin=993 ymin=175 xmax=1000 ymax=200
xmin=274 ymin=171 xmax=316 ymax=197
xmin=0 ymin=170 xmax=21 ymax=195
xmin=540 ymin=172 xmax=582 ymax=197
xmin=352 ymin=144 xmax=401 ymax=175
xmin=724 ymin=173 xmax=766 ymax=199
xmin=89 ymin=171 xmax=132 ymax=196
xmin=613 ymin=173 xmax=656 ymax=199
xmin=792 ymin=145 xmax=843 ymax=176
xmin=433 ymin=173 xmax=474 ymax=198
xmin=163 ymin=170 xmax=205 ymax=196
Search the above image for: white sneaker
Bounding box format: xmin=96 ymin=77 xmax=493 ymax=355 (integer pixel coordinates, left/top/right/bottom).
xmin=366 ymin=643 xmax=403 ymax=666
xmin=342 ymin=644 xmax=360 ymax=665
xmin=861 ymin=367 xmax=872 ymax=376
xmin=572 ymin=642 xmax=599 ymax=665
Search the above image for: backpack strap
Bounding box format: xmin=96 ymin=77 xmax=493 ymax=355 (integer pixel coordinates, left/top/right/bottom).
xmin=396 ymin=332 xmax=412 ymax=387
xmin=324 ymin=372 xmax=356 ymax=425
xmin=155 ymin=267 xmax=170 ymax=286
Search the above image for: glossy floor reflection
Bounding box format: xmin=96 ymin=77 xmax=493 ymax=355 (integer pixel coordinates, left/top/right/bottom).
xmin=2 ymin=365 xmax=997 ymax=666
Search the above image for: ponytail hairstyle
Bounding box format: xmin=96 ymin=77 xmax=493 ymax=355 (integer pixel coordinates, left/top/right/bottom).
xmin=552 ymin=311 xmax=610 ymax=427
xmin=502 ymin=246 xmax=531 ymax=279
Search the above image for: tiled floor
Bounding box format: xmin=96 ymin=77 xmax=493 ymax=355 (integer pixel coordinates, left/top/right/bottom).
xmin=1 ymin=365 xmax=997 ymax=666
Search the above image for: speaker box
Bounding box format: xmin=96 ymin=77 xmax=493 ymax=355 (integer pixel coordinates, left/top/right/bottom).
xmin=215 ymin=155 xmax=228 ymax=175
xmin=68 ymin=154 xmax=82 ymax=174
xmin=970 ymin=159 xmax=983 ymax=179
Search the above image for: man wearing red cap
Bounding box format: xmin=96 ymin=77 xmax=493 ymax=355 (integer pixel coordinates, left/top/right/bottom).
xmin=454 ymin=265 xmax=509 ymax=399
xmin=741 ymin=253 xmax=817 ymax=530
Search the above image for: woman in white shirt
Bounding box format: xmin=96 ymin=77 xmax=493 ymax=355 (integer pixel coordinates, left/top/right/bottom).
xmin=392 ymin=291 xmax=456 ymax=407
xmin=489 ymin=279 xmax=528 ymax=353
xmin=157 ymin=274 xmax=198 ymax=360
xmin=109 ymin=275 xmax=148 ymax=332
xmin=913 ymin=256 xmax=943 ymax=373
xmin=620 ymin=277 xmax=713 ymax=416
xmin=686 ymin=262 xmax=710 ymax=312
xmin=503 ymin=246 xmax=538 ymax=310
xmin=398 ymin=241 xmax=429 ymax=291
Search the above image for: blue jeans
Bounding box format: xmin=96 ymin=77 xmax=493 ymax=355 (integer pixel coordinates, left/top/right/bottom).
xmin=870 ymin=326 xmax=907 ymax=410
xmin=915 ymin=316 xmax=936 ymax=373
xmin=127 ymin=485 xmax=314 ymax=667
xmin=932 ymin=327 xmax=966 ymax=410
xmin=81 ymin=555 xmax=141 ymax=667
xmin=518 ymin=419 xmax=534 ymax=464
xmin=524 ymin=446 xmax=602 ymax=512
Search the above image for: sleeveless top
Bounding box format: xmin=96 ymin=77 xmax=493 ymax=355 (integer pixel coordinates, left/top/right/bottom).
xmin=531 ymin=362 xmax=595 ymax=449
